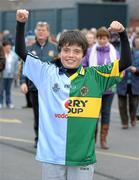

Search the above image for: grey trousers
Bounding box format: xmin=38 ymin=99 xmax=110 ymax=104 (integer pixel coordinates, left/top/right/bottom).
xmin=42 ymin=163 xmax=95 ymax=180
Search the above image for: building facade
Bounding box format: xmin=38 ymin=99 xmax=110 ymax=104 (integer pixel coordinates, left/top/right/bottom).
xmin=0 ymin=0 xmax=138 ymax=19
xmin=0 ymin=0 xmax=138 ymax=34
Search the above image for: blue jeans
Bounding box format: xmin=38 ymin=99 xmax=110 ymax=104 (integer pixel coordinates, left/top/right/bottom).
xmin=100 ymin=93 xmax=114 ymax=125
xmin=0 ymin=78 xmax=13 ymax=105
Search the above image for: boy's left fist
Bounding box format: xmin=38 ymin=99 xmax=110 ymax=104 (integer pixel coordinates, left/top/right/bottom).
xmin=108 ymin=21 xmax=125 ymax=33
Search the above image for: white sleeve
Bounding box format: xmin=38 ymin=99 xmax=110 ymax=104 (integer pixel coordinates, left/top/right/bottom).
xmin=23 ymin=53 xmax=50 ymax=89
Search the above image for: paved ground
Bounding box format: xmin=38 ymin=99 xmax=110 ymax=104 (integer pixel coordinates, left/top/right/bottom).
xmin=0 ymin=86 xmax=139 ymax=180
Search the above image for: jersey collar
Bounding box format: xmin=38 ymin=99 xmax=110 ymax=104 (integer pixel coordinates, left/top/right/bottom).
xmin=69 ymin=65 xmax=85 ymax=81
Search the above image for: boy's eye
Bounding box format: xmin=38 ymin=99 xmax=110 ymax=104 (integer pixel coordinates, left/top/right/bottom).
xmin=74 ymin=50 xmax=81 ymax=54
xmin=62 ymin=48 xmax=82 ymax=55
xmin=63 ymin=48 xmax=69 ymax=52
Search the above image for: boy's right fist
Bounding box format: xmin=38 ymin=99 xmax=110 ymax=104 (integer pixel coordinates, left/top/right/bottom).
xmin=16 ymin=9 xmax=29 ymax=23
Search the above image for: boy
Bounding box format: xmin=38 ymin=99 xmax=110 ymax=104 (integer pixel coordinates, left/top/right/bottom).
xmin=15 ymin=9 xmax=131 ymax=180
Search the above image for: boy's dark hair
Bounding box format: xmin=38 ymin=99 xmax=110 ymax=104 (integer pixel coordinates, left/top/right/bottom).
xmin=58 ymin=30 xmax=88 ymax=56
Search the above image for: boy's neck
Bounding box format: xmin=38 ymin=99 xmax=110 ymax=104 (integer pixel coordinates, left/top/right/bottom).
xmin=66 ymin=68 xmax=78 ymax=76
xmin=59 ymin=65 xmax=78 ymax=77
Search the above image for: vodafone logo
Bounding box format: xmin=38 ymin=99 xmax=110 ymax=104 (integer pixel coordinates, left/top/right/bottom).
xmin=55 ymin=113 xmax=67 ymax=118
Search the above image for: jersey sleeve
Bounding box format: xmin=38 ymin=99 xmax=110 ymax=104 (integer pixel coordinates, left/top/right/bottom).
xmin=23 ymin=52 xmax=50 ymax=89
xmin=92 ymin=60 xmax=123 ymax=93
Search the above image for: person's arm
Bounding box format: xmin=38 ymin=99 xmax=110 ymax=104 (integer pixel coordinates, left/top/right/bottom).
xmin=20 ymin=71 xmax=28 ymax=85
xmin=119 ymin=30 xmax=132 ymax=72
xmin=15 ymin=9 xmax=29 ymax=61
xmin=15 ymin=21 xmax=27 ymax=61
xmin=108 ymin=21 xmax=131 ymax=72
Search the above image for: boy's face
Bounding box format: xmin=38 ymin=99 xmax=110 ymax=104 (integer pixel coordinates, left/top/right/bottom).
xmin=60 ymin=44 xmax=84 ymax=69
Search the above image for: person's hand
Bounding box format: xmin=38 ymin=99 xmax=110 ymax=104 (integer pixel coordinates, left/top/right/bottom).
xmin=20 ymin=83 xmax=28 ymax=94
xmin=108 ymin=21 xmax=125 ymax=33
xmin=128 ymin=66 xmax=137 ymax=73
xmin=16 ymin=9 xmax=29 ymax=23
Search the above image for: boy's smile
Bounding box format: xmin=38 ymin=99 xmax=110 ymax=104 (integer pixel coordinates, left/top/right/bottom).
xmin=60 ymin=44 xmax=84 ymax=69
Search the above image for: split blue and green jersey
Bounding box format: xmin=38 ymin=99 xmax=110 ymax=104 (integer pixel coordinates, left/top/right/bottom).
xmin=23 ymin=53 xmax=121 ymax=166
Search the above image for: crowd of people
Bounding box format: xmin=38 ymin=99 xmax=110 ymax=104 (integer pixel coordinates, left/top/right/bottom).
xmin=0 ymin=8 xmax=139 ymax=180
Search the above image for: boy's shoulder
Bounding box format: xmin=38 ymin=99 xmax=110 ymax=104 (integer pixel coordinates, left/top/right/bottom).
xmin=86 ymin=61 xmax=117 ymax=76
xmin=27 ymin=52 xmax=40 ymax=60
